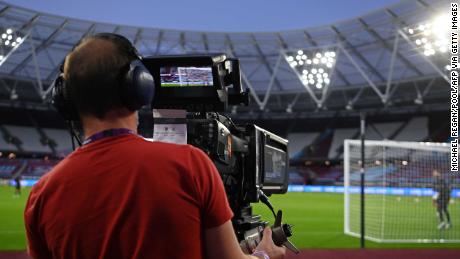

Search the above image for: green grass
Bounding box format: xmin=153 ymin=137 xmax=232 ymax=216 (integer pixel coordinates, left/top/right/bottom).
xmin=348 ymin=194 xmax=460 ymax=242
xmin=0 ymin=186 xmax=459 ymax=251
xmin=252 ymin=192 xmax=460 ymax=249
xmin=0 ymin=185 xmax=30 ymax=250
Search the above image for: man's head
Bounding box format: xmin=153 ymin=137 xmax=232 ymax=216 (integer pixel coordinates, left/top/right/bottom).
xmin=433 ymin=169 xmax=441 ymax=178
xmin=63 ymin=33 xmax=140 ymax=120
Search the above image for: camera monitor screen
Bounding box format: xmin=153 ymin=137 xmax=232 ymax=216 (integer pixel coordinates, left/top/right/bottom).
xmin=264 ymin=145 xmax=287 ymax=184
xmin=160 ymin=66 xmax=213 ymax=87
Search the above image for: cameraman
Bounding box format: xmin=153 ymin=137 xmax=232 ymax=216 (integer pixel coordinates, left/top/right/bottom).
xmin=24 ymin=33 xmax=285 ymax=259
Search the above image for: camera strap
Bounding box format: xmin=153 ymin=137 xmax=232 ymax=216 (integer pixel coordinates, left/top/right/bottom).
xmin=83 ymin=128 xmax=135 ymax=145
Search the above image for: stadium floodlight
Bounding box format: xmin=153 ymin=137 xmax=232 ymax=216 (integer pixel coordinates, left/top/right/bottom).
xmin=0 ymin=28 xmax=23 ymax=47
xmin=0 ymin=27 xmax=26 ymax=67
xmin=404 ymin=15 xmax=448 ymax=57
xmin=414 ymin=97 xmax=423 ymax=105
xmin=345 ymin=102 xmax=353 ymax=111
xmin=285 ymin=48 xmax=336 ymax=89
xmin=10 ymin=89 xmax=18 ymax=100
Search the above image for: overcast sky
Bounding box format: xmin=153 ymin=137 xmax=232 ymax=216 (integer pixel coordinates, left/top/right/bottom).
xmin=7 ymin=0 xmax=401 ymax=32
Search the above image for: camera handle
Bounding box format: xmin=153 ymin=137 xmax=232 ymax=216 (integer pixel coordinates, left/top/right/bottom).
xmin=247 ymin=190 xmax=300 ymax=254
xmin=271 ymin=210 xmax=300 ymax=254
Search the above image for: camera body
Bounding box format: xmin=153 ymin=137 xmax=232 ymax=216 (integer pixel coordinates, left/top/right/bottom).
xmin=185 ymin=113 xmax=289 ymax=206
xmin=143 ymin=54 xmax=292 ymax=245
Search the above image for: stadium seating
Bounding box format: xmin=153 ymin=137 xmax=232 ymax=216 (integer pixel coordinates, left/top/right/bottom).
xmin=366 ymin=122 xmax=403 ymax=140
xmin=42 ymin=128 xmax=73 ymax=154
xmin=393 ymin=117 xmax=428 ymax=142
xmin=3 ymin=125 xmax=51 ymax=153
xmin=292 ymin=165 xmax=343 ymax=185
xmin=288 ymin=171 xmax=305 ymax=185
xmin=288 ymin=116 xmax=430 ymax=161
xmin=0 ymin=133 xmax=18 ymax=152
xmin=328 ymin=128 xmax=358 ymax=159
xmin=0 ymin=159 xmax=20 ymax=178
xmin=22 ymin=160 xmax=57 ymax=177
xmin=0 ymin=159 xmax=58 ymax=179
xmin=288 ymin=133 xmax=319 ymax=158
xmin=0 ymin=115 xmax=437 ymax=188
xmin=0 ymin=125 xmax=72 ymax=155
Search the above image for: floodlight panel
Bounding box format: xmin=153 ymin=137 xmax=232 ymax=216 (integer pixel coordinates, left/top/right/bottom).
xmin=405 ymin=14 xmax=449 ymax=57
xmin=284 ymin=48 xmax=337 ymax=90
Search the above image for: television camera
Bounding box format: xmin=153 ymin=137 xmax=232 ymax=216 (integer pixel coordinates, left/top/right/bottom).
xmin=143 ymin=54 xmax=299 ymax=253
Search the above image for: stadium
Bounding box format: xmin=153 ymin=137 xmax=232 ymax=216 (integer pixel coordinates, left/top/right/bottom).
xmin=0 ymin=0 xmax=459 ymax=258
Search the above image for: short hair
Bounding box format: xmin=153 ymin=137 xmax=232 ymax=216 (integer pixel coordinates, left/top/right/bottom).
xmin=63 ymin=34 xmax=137 ymax=119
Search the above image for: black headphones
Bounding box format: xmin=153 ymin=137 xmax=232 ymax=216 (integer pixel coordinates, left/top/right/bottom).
xmin=50 ymin=33 xmax=155 ymax=121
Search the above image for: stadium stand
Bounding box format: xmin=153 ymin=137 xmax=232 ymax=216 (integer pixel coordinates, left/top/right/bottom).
xmin=366 ymin=122 xmax=403 ymax=140
xmin=0 ymin=159 xmax=19 ymax=178
xmin=3 ymin=125 xmax=52 ymax=154
xmin=288 ymin=116 xmax=432 ymax=162
xmin=42 ymin=128 xmax=73 ymax=154
xmin=0 ymin=115 xmax=435 ymax=178
xmin=0 ymin=158 xmax=58 ymax=179
xmin=288 ymin=133 xmax=319 ymax=158
xmin=393 ymin=117 xmax=429 ymax=142
xmin=0 ymin=130 xmax=19 ymax=152
xmin=311 ymin=166 xmax=343 ymax=185
xmin=328 ymin=128 xmax=359 ymax=159
xmin=288 ymin=171 xmax=305 ymax=185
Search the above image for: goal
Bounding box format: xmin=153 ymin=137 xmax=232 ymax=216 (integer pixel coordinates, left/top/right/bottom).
xmin=343 ymin=139 xmax=459 ymax=243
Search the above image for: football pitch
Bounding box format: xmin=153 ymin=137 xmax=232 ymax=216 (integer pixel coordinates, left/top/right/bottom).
xmin=0 ymin=186 xmax=459 ymax=251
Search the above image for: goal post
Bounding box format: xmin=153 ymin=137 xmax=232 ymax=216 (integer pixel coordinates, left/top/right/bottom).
xmin=344 ymin=139 xmax=460 ymax=243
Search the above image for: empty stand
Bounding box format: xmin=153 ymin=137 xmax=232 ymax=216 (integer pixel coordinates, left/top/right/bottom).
xmin=0 ymin=133 xmax=18 ymax=152
xmin=328 ymin=128 xmax=358 ymax=159
xmin=393 ymin=117 xmax=428 ymax=142
xmin=43 ymin=128 xmax=72 ymax=153
xmin=288 ymin=133 xmax=319 ymax=158
xmin=366 ymin=122 xmax=402 ymax=140
xmin=3 ymin=125 xmax=51 ymax=153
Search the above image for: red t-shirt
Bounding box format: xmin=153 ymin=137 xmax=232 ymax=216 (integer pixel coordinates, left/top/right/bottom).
xmin=24 ymin=134 xmax=233 ymax=259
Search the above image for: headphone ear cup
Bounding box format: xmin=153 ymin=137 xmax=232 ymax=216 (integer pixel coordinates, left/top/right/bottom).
xmin=121 ymin=60 xmax=155 ymax=110
xmin=51 ymin=75 xmax=79 ymax=121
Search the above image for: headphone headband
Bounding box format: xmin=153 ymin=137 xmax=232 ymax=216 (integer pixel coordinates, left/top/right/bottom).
xmin=51 ymin=33 xmax=155 ymax=121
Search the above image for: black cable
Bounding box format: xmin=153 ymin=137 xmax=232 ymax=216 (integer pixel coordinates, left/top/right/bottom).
xmin=258 ymin=189 xmax=277 ymax=219
xmin=67 ymin=121 xmax=82 ymax=151
xmin=71 ymin=121 xmax=82 ymax=146
xmin=70 ymin=129 xmax=75 ymax=150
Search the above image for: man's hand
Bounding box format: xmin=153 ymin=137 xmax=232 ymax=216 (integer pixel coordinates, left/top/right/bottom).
xmin=253 ymin=227 xmax=286 ymax=259
xmin=205 ymin=221 xmax=286 ymax=259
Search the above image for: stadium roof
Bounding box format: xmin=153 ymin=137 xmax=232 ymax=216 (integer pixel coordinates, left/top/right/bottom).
xmin=0 ymin=0 xmax=451 ymax=119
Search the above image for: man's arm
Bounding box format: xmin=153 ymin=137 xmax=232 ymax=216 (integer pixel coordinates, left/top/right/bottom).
xmin=205 ymin=221 xmax=255 ymax=259
xmin=24 ymin=186 xmax=52 ymax=259
xmin=205 ymin=220 xmax=285 ymax=259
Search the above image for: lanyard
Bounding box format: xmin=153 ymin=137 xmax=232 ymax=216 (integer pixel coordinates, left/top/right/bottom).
xmin=83 ymin=128 xmax=135 ymax=145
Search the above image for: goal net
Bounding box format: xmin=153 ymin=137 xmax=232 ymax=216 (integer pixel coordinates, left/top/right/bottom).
xmin=344 ymin=140 xmax=460 ymax=243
